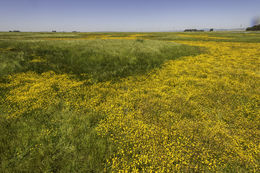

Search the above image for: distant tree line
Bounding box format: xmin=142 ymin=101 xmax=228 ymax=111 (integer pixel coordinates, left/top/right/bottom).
xmin=184 ymin=29 xmax=204 ymax=32
xmin=246 ymin=24 xmax=260 ymax=31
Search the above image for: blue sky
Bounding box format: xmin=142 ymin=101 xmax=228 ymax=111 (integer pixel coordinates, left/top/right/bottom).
xmin=0 ymin=0 xmax=259 ymax=31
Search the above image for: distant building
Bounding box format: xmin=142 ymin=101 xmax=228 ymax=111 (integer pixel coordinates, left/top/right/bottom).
xmin=52 ymin=30 xmax=57 ymax=32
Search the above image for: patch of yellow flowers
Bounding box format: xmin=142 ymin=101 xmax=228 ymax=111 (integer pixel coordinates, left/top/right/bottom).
xmin=29 ymin=56 xmax=47 ymax=63
xmin=177 ymin=34 xmax=231 ymax=40
xmin=2 ymin=71 xmax=84 ymax=119
xmin=1 ymin=40 xmax=259 ymax=172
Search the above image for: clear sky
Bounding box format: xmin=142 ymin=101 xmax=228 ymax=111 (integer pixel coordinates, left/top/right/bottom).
xmin=0 ymin=0 xmax=259 ymax=32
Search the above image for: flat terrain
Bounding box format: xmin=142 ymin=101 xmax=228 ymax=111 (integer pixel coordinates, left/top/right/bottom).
xmin=0 ymin=32 xmax=259 ymax=172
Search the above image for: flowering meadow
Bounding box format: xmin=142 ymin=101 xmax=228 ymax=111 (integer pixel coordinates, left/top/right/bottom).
xmin=0 ymin=32 xmax=259 ymax=172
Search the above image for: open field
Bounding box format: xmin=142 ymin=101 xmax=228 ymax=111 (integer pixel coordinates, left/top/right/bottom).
xmin=0 ymin=32 xmax=259 ymax=172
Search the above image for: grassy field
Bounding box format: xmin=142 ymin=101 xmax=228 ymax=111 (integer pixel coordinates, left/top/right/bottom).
xmin=0 ymin=32 xmax=259 ymax=172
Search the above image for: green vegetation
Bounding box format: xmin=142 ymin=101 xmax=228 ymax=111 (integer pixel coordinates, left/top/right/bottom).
xmin=0 ymin=32 xmax=259 ymax=172
xmin=246 ymin=24 xmax=260 ymax=31
xmin=0 ymin=108 xmax=113 ymax=172
xmin=0 ymin=38 xmax=201 ymax=82
xmin=0 ymin=32 xmax=202 ymax=172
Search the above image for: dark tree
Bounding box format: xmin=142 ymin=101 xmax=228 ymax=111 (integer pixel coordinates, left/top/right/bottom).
xmin=246 ymin=24 xmax=260 ymax=31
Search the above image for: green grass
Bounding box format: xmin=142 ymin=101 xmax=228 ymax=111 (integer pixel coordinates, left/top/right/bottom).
xmin=0 ymin=108 xmax=114 ymax=172
xmin=140 ymin=31 xmax=260 ymax=42
xmin=0 ymin=38 xmax=202 ymax=82
xmin=0 ymin=32 xmax=204 ymax=172
xmin=0 ymin=31 xmax=259 ymax=172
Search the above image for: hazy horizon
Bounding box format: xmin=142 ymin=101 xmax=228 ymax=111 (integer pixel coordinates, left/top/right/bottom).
xmin=0 ymin=0 xmax=260 ymax=32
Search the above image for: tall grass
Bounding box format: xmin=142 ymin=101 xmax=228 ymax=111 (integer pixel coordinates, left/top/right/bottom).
xmin=0 ymin=108 xmax=114 ymax=172
xmin=0 ymin=39 xmax=202 ymax=81
xmin=0 ymin=32 xmax=259 ymax=172
xmin=0 ymin=33 xmax=203 ymax=172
